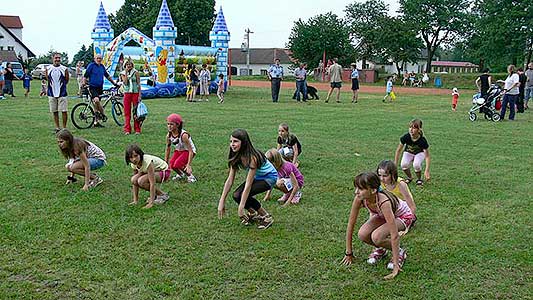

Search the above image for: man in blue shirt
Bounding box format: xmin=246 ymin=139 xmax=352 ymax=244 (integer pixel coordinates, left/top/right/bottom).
xmin=268 ymin=58 xmax=283 ymax=102
xmin=83 ymin=54 xmax=119 ymax=127
xmin=293 ymin=63 xmax=308 ymax=102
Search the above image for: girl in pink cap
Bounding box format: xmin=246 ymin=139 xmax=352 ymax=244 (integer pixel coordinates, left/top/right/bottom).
xmin=164 ymin=113 xmax=197 ymax=182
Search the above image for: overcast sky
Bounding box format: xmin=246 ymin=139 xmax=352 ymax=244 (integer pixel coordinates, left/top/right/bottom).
xmin=5 ymin=0 xmax=400 ymax=60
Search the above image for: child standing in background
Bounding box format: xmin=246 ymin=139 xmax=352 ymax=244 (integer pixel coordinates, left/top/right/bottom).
xmin=451 ymin=87 xmax=459 ymax=111
xmin=22 ymin=68 xmax=32 ymax=97
xmin=263 ymin=149 xmax=305 ymax=206
xmin=40 ymin=79 xmax=47 ymax=97
xmin=217 ymin=74 xmax=225 ymax=103
xmin=276 ymin=123 xmax=302 ymax=168
xmin=383 ymin=76 xmax=396 ymax=102
xmin=165 ymin=113 xmax=197 ymax=183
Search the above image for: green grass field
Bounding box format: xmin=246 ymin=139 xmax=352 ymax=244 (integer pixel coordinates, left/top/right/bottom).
xmin=0 ymin=82 xmax=531 ymax=299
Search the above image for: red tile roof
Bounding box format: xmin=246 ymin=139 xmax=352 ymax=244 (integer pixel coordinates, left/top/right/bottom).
xmin=432 ymin=61 xmax=478 ymax=67
xmin=0 ymin=15 xmax=23 ymax=28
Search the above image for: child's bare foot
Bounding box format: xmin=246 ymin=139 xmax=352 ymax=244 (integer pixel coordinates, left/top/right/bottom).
xmin=128 ymin=200 xmax=138 ymax=206
xmin=143 ymin=202 xmax=154 ymax=209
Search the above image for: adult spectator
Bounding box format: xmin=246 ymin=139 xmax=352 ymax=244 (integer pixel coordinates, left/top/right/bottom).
xmin=294 ymin=63 xmax=307 ymax=102
xmin=83 ymin=54 xmax=119 ymax=127
xmin=401 ymin=71 xmax=409 ymax=86
xmin=4 ymin=63 xmax=19 ymax=97
xmin=497 ymin=65 xmax=520 ymax=121
xmin=350 ymin=63 xmax=359 ymax=103
xmin=316 ymin=59 xmax=324 ymax=81
xmin=120 ymin=60 xmax=141 ymax=135
xmin=45 ymin=53 xmax=70 ymax=132
xmin=525 ymin=62 xmax=533 ymax=110
xmin=0 ymin=62 xmax=5 ymax=99
xmin=325 ymin=58 xmax=343 ymax=103
xmin=475 ymin=68 xmax=492 ymax=111
xmin=76 ymin=61 xmax=85 ymax=97
xmin=516 ymin=68 xmax=526 ymax=113
xmin=268 ymin=58 xmax=283 ymax=102
xmin=422 ymin=72 xmax=430 ymax=86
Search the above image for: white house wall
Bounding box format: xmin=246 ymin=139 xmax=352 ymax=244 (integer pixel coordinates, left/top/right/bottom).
xmin=0 ymin=26 xmax=29 ymax=60
xmin=232 ymin=63 xmax=294 ymax=76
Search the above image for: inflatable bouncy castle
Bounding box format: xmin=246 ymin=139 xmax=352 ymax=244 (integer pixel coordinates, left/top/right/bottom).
xmin=92 ymin=0 xmax=230 ymax=98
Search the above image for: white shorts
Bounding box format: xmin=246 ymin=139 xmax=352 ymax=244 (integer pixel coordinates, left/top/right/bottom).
xmin=49 ymin=97 xmax=68 ymax=112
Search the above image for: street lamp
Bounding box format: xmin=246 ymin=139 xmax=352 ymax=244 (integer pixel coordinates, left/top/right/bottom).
xmin=243 ymin=28 xmax=253 ymax=75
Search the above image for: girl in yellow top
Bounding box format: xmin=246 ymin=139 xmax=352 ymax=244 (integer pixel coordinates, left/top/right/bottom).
xmin=125 ymin=144 xmax=170 ymax=209
xmin=377 ymin=160 xmax=416 ymax=215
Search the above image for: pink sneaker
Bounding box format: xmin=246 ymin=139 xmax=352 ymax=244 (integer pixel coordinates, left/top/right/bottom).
xmin=367 ymin=247 xmax=387 ymax=265
xmin=291 ymin=191 xmax=302 ymax=204
xmin=277 ymin=193 xmax=290 ymax=204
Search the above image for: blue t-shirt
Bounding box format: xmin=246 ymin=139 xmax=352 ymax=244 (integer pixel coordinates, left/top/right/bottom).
xmin=0 ymin=66 xmax=4 ymax=81
xmin=351 ymin=69 xmax=359 ymax=79
xmin=22 ymin=73 xmax=32 ymax=88
xmin=253 ymin=160 xmax=278 ymax=186
xmin=84 ymin=62 xmax=109 ymax=88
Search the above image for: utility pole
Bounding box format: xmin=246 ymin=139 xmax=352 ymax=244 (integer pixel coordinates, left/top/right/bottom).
xmin=245 ymin=28 xmax=253 ymax=75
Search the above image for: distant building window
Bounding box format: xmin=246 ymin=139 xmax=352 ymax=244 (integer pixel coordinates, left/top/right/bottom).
xmin=260 ymin=69 xmax=268 ymax=76
xmin=0 ymin=46 xmax=3 ymax=50
xmin=8 ymin=46 xmax=14 ymax=51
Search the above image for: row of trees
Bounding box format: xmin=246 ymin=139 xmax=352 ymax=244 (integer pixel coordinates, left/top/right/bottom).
xmin=288 ymin=0 xmax=532 ymax=73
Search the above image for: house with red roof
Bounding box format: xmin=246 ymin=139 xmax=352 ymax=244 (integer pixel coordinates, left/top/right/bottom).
xmin=0 ymin=15 xmax=35 ymax=62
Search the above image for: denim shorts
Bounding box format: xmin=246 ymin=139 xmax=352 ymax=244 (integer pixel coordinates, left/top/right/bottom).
xmin=88 ymin=158 xmax=105 ymax=170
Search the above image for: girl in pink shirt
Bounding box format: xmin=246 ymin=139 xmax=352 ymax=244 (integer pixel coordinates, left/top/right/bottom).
xmin=341 ymin=172 xmax=415 ymax=280
xmin=263 ymin=149 xmax=304 ymax=206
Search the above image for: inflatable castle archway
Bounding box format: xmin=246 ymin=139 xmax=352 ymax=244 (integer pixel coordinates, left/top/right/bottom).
xmin=92 ymin=0 xmax=230 ymax=98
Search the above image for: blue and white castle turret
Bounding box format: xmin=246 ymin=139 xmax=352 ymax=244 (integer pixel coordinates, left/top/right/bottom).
xmin=209 ymin=7 xmax=230 ymax=77
xmin=91 ymin=2 xmax=114 ymax=61
xmin=153 ymin=0 xmax=177 ymax=84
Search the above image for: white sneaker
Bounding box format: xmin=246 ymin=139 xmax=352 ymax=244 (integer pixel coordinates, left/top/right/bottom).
xmin=88 ymin=176 xmax=103 ymax=188
xmin=187 ymin=174 xmax=197 ymax=183
xmin=154 ymin=193 xmax=170 ymax=204
xmin=387 ymin=248 xmax=407 ymax=270
xmin=172 ymin=173 xmax=184 ymax=181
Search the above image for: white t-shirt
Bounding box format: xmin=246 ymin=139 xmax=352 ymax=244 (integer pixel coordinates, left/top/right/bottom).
xmin=47 ymin=65 xmax=68 ymax=97
xmin=504 ymin=73 xmax=520 ymax=95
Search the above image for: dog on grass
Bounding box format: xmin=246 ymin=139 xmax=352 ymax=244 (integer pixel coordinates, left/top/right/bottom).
xmin=292 ymin=85 xmax=319 ymax=100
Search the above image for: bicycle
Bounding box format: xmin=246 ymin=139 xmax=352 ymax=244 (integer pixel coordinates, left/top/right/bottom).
xmin=71 ymin=87 xmax=125 ymax=129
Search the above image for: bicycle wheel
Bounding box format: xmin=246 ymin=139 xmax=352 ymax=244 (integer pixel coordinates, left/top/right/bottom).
xmin=71 ymin=103 xmax=95 ymax=129
xmin=112 ymin=101 xmax=125 ymax=126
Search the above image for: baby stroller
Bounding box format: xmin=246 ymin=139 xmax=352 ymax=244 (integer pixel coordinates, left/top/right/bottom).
xmin=468 ymin=84 xmax=502 ymax=122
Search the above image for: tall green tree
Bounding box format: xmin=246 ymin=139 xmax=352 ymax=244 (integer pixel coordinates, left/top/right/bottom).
xmin=465 ymin=0 xmax=532 ymax=70
xmin=286 ymin=13 xmax=353 ymax=67
xmin=108 ymin=0 xmax=215 ymax=46
xmin=379 ymin=16 xmax=423 ymax=75
xmin=344 ymin=0 xmax=389 ymax=68
xmin=399 ymin=0 xmax=471 ymax=73
xmin=28 ymin=50 xmax=69 ymax=69
xmin=71 ymin=44 xmax=95 ymax=66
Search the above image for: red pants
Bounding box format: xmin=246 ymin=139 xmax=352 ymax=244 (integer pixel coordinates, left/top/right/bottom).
xmin=123 ymin=93 xmax=141 ymax=134
xmin=169 ymin=150 xmax=192 ymax=172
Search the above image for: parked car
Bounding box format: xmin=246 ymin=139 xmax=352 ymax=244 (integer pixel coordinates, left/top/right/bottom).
xmin=31 ymin=64 xmax=51 ymax=79
xmin=1 ymin=61 xmax=24 ymax=79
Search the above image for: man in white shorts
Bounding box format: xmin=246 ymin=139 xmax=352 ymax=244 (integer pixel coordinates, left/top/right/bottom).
xmin=45 ymin=53 xmax=70 ymax=133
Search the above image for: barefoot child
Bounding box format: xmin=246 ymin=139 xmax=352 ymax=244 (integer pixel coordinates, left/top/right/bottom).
xmin=217 ymin=74 xmax=225 ymax=103
xmin=341 ymin=172 xmax=415 ymax=280
xmin=39 ymin=79 xmax=47 ymax=97
xmin=451 ymin=87 xmax=459 ymax=111
xmin=217 ymin=129 xmax=276 ymax=229
xmin=125 ymin=144 xmax=170 ymax=209
xmin=276 ymin=123 xmax=302 ymax=167
xmin=22 ymin=68 xmax=32 ymax=97
xmin=164 ymin=113 xmax=197 ymax=182
xmin=56 ymin=129 xmax=106 ymax=191
xmin=394 ymin=119 xmax=431 ymax=186
xmin=263 ymin=149 xmax=304 ymax=206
